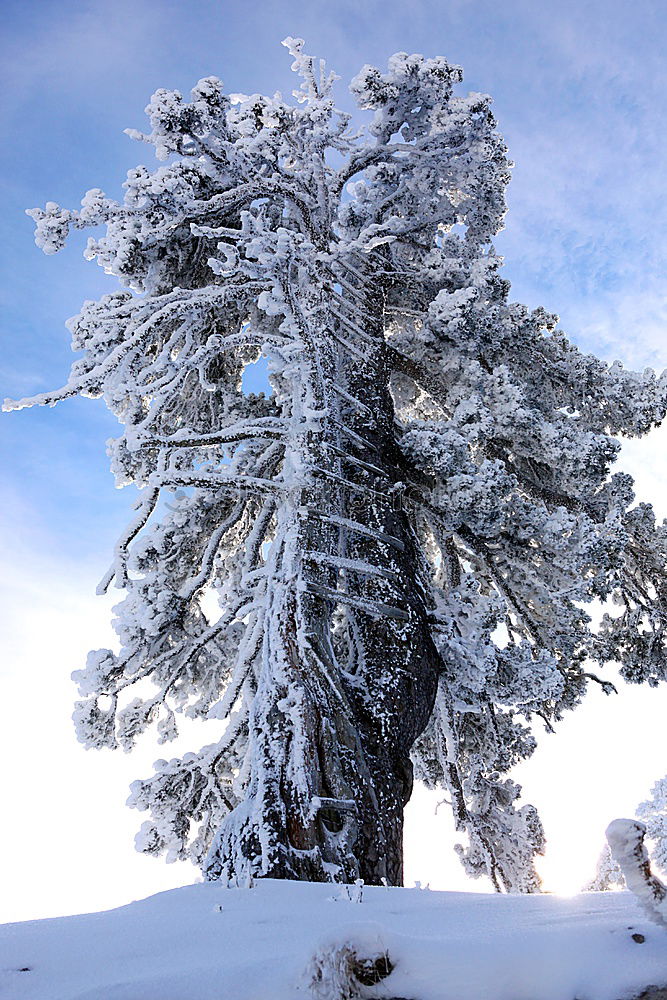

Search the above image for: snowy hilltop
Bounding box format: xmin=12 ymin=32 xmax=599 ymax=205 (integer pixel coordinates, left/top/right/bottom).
xmin=1 ymin=881 xmax=666 ymax=1000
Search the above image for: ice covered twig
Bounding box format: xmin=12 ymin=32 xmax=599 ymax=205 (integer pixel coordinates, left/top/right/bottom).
xmin=606 ymin=818 xmax=667 ymax=927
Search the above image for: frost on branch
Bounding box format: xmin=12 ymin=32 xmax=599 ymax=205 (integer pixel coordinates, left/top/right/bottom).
xmin=7 ymin=38 xmax=667 ymax=890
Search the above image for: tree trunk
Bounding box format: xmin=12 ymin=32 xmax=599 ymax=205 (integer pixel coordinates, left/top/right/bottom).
xmin=205 ymin=254 xmax=441 ymax=885
xmin=332 ymin=255 xmax=442 ymax=883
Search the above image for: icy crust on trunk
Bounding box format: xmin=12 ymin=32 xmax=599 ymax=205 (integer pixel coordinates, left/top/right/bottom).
xmin=1 ymin=881 xmax=666 ymax=1000
xmin=7 ymin=39 xmax=667 ymax=890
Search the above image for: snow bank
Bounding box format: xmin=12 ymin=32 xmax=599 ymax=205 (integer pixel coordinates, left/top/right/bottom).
xmin=1 ymin=880 xmax=665 ymax=1000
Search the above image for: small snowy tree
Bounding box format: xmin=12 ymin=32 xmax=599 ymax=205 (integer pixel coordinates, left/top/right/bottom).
xmin=7 ymin=40 xmax=667 ymax=890
xmin=636 ymin=777 xmax=667 ymax=875
xmin=584 ymin=844 xmax=625 ymax=892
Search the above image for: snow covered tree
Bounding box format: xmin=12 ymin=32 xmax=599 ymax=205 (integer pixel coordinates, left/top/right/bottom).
xmin=583 ymin=844 xmax=625 ymax=892
xmin=7 ymin=39 xmax=667 ymax=891
xmin=635 ymin=778 xmax=667 ymax=875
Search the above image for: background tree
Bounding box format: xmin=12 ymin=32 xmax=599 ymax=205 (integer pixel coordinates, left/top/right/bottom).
xmin=583 ymin=844 xmax=625 ymax=892
xmin=7 ymin=39 xmax=667 ymax=891
xmin=633 ymin=777 xmax=667 ymax=874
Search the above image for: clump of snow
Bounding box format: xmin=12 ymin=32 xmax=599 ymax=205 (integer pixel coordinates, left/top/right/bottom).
xmin=1 ymin=880 xmax=666 ymax=1000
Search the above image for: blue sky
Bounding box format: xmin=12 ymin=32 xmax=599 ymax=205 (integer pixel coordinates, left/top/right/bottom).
xmin=3 ymin=0 xmax=667 ymax=561
xmin=2 ymin=0 xmax=667 ymax=919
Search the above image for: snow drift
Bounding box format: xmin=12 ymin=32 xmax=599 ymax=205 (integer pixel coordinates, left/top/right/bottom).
xmin=1 ymin=880 xmax=666 ymax=1000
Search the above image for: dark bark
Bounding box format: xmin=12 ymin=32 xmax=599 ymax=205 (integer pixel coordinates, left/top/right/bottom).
xmin=306 ymin=255 xmax=441 ymax=885
xmin=205 ymin=255 xmax=441 ymax=887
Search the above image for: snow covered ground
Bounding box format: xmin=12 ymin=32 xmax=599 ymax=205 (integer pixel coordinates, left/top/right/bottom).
xmin=0 ymin=880 xmax=665 ymax=1000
